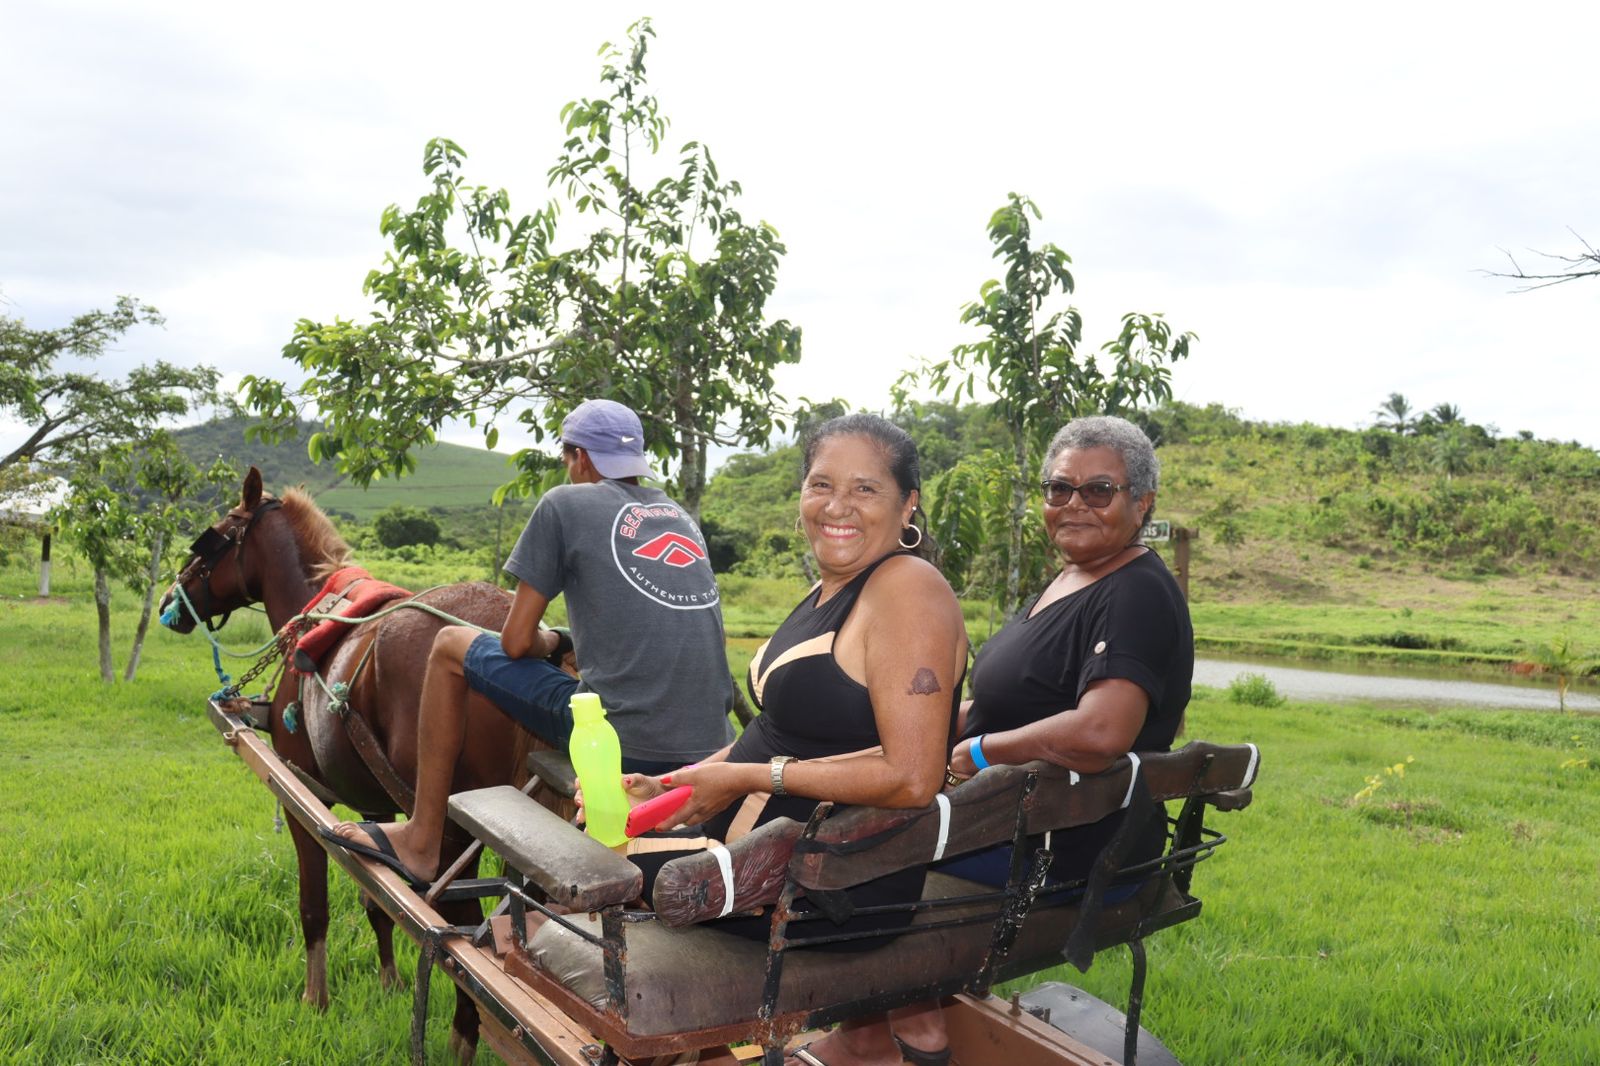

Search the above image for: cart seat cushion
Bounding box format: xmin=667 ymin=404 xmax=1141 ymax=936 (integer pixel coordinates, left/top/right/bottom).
xmin=526 ymin=872 xmax=1173 ymax=1037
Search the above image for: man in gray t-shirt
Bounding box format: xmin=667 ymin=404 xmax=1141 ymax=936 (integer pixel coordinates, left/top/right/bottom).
xmin=326 ymin=399 xmax=734 ymax=883
xmin=491 ymin=475 xmax=735 ymax=764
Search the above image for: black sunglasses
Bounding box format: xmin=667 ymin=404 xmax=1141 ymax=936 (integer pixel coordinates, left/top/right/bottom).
xmin=1040 ymin=479 xmax=1128 ymax=508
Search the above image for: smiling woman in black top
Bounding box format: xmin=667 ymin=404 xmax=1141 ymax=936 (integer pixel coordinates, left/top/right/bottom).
xmin=610 ymin=415 xmax=969 ymax=1066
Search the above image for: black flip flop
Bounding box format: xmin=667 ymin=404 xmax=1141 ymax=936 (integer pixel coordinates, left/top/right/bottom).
xmin=319 ymin=821 xmax=428 ymax=890
xmin=788 ymin=1043 xmax=829 ymax=1066
xmin=892 ymin=1036 xmax=952 ymax=1066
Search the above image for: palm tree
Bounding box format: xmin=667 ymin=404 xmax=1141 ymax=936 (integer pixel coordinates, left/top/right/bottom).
xmin=1430 ymin=402 xmax=1462 ymax=426
xmin=1533 ymin=635 xmax=1595 ymax=713
xmin=1433 ymin=430 xmax=1470 ymax=481
xmin=1374 ymin=392 xmax=1414 ymax=434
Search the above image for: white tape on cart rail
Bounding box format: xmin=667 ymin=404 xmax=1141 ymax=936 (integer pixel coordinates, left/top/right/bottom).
xmin=931 ymin=793 xmax=951 ymax=861
xmin=1121 ymin=752 xmax=1143 ymax=809
xmin=711 ymin=845 xmax=735 ymax=917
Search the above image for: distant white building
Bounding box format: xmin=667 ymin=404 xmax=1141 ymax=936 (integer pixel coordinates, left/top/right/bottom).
xmin=0 ymin=476 xmax=66 ymax=522
xmin=1 ymin=476 xmax=67 ymax=596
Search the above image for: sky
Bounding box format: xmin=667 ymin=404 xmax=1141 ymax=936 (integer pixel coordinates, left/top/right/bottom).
xmin=4 ymin=1 xmax=1598 ymax=468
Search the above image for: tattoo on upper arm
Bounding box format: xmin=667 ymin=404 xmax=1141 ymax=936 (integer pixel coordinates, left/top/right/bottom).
xmin=907 ymin=667 xmax=942 ymax=696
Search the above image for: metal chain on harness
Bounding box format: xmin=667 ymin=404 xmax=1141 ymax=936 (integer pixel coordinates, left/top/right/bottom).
xmin=234 ymin=624 xmax=303 ymax=697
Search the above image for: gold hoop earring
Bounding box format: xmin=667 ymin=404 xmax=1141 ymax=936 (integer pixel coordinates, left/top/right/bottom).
xmin=898 ymin=524 xmax=923 ymax=550
xmin=794 ymin=515 xmax=803 ymax=534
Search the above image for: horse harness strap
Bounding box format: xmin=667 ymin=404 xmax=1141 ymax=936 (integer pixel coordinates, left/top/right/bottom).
xmin=323 ymin=627 xmax=418 ymax=818
xmin=287 ymin=588 xmax=451 ymax=820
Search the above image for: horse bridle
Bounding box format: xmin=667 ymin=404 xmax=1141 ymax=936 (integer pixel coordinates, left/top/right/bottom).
xmin=172 ymin=498 xmax=283 ymax=632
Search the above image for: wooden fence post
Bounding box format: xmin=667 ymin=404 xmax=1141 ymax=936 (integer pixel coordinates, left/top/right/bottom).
xmin=1171 ymin=526 xmax=1193 ymax=601
xmin=38 ymin=529 xmax=52 ymax=598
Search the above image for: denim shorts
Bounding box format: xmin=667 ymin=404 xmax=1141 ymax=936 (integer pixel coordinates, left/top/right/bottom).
xmin=462 ymin=633 xmax=679 ymax=776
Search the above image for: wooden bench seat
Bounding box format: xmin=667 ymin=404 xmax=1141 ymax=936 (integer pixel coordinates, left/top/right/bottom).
xmin=447 ymin=740 xmax=1259 ymax=1065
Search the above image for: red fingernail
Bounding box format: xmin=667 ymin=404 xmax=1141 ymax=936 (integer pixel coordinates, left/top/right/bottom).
xmin=661 ymin=774 xmax=673 ymax=784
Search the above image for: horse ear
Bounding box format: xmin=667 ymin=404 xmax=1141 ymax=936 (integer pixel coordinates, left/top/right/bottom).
xmin=242 ymin=467 xmax=264 ymax=510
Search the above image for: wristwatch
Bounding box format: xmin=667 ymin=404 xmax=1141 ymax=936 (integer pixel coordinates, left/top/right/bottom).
xmin=769 ymin=755 xmax=796 ymax=796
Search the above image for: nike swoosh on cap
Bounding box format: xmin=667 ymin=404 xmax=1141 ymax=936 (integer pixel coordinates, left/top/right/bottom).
xmin=620 ymin=436 xmax=636 ymax=443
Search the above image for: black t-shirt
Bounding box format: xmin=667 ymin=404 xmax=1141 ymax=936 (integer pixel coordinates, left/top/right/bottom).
xmin=960 ymin=550 xmax=1193 ymax=883
xmin=965 ymin=550 xmax=1191 ymax=745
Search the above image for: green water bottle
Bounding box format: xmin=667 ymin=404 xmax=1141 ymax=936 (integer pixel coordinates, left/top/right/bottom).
xmin=569 ymin=692 xmax=628 ymax=848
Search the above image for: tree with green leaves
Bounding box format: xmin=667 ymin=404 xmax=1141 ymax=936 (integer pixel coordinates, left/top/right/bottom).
xmin=1373 ymin=392 xmax=1415 ymax=435
xmin=1202 ymin=495 xmax=1248 ymax=562
xmin=244 ymin=19 xmax=800 ymax=519
xmin=1432 ymin=428 xmax=1472 ymax=481
xmin=1532 ymin=635 xmax=1595 ymax=714
xmin=901 ymin=194 xmax=1192 ymax=612
xmin=0 ymin=296 xmax=218 ymax=477
xmin=373 ymin=504 xmax=441 ymax=549
xmin=55 ymin=434 xmax=235 ymax=682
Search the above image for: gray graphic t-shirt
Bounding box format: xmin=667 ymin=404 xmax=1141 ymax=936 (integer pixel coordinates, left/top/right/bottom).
xmin=504 ymin=480 xmax=735 ymax=763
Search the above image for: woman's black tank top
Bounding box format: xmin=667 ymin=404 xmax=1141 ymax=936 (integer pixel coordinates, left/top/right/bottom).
xmin=730 ymin=551 xmax=906 ymax=764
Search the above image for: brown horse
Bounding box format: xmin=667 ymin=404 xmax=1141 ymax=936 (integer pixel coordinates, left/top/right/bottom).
xmin=161 ymin=467 xmax=527 ymax=1061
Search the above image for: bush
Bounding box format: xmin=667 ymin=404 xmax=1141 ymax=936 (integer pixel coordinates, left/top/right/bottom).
xmin=1227 ymin=672 xmax=1285 ymax=706
xmin=372 ymin=505 xmax=441 ymax=549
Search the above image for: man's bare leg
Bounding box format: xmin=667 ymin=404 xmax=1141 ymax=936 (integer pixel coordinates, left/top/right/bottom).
xmin=330 ymin=625 xmax=479 ymax=882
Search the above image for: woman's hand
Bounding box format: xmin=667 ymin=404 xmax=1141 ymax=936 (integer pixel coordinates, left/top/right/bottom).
xmin=622 ymin=773 xmax=668 ymax=803
xmin=650 ymin=762 xmax=760 ymax=830
xmin=949 ymin=736 xmax=981 ymax=778
xmin=575 ymin=772 xmax=669 ymax=825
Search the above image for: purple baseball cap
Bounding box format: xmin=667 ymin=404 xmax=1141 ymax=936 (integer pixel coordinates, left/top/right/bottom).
xmin=561 ymin=399 xmax=655 ymax=480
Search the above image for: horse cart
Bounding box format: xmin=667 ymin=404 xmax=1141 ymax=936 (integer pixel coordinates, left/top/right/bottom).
xmin=206 ymin=692 xmax=1256 ymax=1066
xmin=172 ymin=471 xmax=1260 ymax=1065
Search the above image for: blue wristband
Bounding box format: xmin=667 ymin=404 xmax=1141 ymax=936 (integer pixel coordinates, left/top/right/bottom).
xmin=969 ymin=734 xmax=991 ymax=772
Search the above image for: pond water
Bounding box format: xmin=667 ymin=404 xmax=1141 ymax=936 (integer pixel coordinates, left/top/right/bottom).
xmin=1194 ymin=655 xmax=1600 ymax=713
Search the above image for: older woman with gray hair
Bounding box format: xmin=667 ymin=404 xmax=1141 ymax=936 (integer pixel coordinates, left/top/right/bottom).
xmin=943 ymin=413 xmax=1193 ymax=880
xmin=850 ymin=415 xmax=1195 ymax=1066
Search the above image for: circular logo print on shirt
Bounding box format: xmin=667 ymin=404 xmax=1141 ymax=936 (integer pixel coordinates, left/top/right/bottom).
xmin=609 ymin=502 xmax=721 ymax=610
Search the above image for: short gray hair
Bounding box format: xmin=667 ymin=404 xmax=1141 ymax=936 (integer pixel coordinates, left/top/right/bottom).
xmin=1042 ymin=415 xmax=1159 ymax=499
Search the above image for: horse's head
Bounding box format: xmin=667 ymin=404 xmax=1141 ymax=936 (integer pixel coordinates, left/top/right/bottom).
xmin=160 ymin=467 xmax=280 ymax=634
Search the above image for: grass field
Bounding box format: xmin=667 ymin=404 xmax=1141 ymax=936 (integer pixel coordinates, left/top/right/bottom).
xmin=5 ymin=559 xmax=1600 ymax=1064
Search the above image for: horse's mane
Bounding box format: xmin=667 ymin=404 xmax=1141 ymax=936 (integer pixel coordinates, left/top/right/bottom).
xmin=277 ymin=488 xmax=354 ymax=580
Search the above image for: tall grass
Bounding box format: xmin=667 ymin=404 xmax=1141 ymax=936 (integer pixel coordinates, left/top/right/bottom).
xmin=6 ymin=558 xmax=1600 ymax=1063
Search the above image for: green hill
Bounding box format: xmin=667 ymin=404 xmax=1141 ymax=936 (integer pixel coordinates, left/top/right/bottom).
xmin=1135 ymin=403 xmax=1600 ymax=594
xmin=174 ymin=415 xmax=520 ymax=521
xmin=178 ymin=404 xmax=1600 ymax=592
